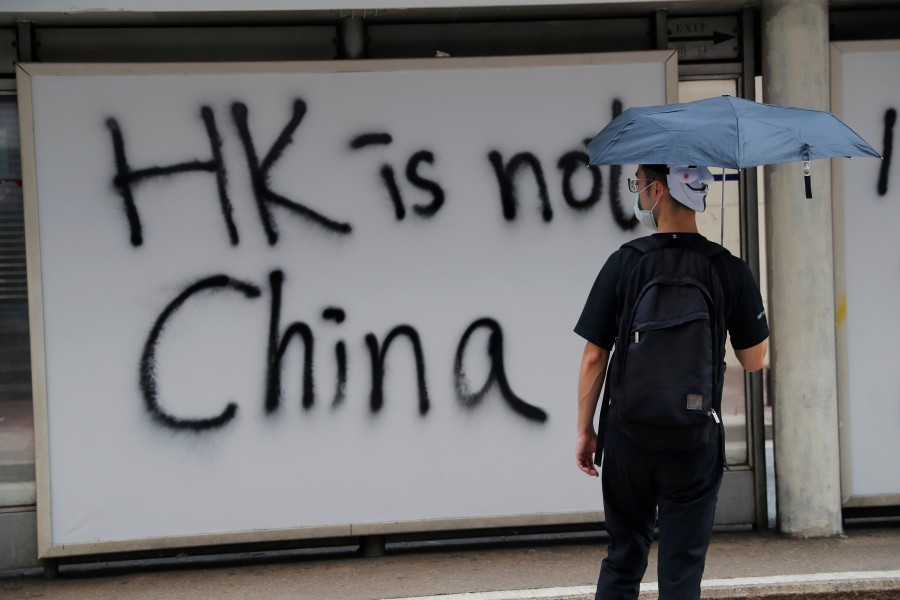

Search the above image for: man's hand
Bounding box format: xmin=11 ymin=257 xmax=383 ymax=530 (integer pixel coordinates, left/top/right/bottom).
xmin=576 ymin=430 xmax=599 ymax=477
xmin=576 ymin=342 xmax=608 ymax=478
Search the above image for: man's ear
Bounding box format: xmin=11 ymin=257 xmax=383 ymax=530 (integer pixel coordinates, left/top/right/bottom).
xmin=653 ymin=180 xmax=667 ymax=200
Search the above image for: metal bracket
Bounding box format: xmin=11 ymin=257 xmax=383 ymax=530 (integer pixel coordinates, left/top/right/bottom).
xmin=16 ymin=21 xmax=34 ymax=63
xmin=338 ymin=16 xmax=366 ymax=60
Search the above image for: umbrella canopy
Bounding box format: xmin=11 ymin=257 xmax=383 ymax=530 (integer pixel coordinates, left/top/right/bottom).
xmin=586 ymin=96 xmax=880 ymax=170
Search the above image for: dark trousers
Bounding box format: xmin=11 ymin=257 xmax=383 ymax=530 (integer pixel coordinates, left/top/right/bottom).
xmin=595 ymin=420 xmax=723 ymax=600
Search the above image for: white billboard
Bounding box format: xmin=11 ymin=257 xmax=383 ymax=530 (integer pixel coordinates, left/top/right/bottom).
xmin=832 ymin=40 xmax=900 ymax=508
xmin=18 ymin=53 xmax=675 ymax=557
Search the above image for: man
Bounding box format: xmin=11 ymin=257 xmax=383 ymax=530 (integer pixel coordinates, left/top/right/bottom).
xmin=574 ymin=164 xmax=769 ymax=599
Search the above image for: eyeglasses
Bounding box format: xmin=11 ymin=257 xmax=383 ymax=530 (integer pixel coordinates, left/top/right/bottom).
xmin=627 ymin=178 xmax=656 ymax=193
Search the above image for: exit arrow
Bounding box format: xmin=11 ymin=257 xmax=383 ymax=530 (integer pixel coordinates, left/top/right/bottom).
xmin=670 ymin=30 xmax=736 ymax=45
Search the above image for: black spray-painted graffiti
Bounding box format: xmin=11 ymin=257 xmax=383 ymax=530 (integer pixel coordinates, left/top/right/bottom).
xmin=107 ymin=100 xmax=353 ymax=248
xmin=116 ymin=98 xmax=638 ymax=431
xmin=108 ymin=98 xmax=634 ymax=244
xmin=140 ymin=275 xmax=260 ymax=431
xmin=322 ymin=307 xmax=348 ymax=408
xmin=455 ymin=318 xmax=548 ymax=422
xmin=350 ymin=133 xmax=445 ymax=220
xmin=232 ymin=101 xmax=353 ymax=242
xmin=484 ymin=101 xmax=632 ymax=225
xmin=140 ymin=270 xmax=547 ymax=432
xmin=107 ymin=109 xmax=238 ymax=247
xmin=878 ymin=108 xmax=896 ymax=197
xmin=488 ymin=151 xmax=554 ymax=222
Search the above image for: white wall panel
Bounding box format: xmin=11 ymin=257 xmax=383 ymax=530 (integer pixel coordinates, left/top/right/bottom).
xmin=18 ymin=54 xmax=675 ymax=556
xmin=832 ymin=40 xmax=900 ymax=507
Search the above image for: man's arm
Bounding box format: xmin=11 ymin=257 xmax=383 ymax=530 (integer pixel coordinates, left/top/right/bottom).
xmin=735 ymin=338 xmax=768 ymax=372
xmin=576 ymin=341 xmax=610 ymax=477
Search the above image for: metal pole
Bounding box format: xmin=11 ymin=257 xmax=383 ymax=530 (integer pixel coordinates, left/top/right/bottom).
xmin=653 ymin=9 xmax=668 ymax=52
xmin=739 ymin=7 xmax=769 ymax=532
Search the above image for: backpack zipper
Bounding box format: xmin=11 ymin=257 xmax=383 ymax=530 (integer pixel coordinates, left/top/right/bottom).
xmin=710 ymin=407 xmax=728 ymax=469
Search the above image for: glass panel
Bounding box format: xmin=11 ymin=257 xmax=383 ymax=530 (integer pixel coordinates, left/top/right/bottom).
xmin=678 ymin=79 xmax=749 ymax=466
xmin=0 ymin=97 xmax=21 ymax=182
xmin=0 ymin=94 xmax=35 ymax=508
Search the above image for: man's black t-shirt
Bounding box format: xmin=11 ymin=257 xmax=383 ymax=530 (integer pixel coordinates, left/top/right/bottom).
xmin=575 ymin=233 xmax=769 ymax=352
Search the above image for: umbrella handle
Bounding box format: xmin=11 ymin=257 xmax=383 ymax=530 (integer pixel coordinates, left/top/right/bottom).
xmin=801 ymin=144 xmax=813 ymax=199
xmin=803 ymin=160 xmax=812 ymax=199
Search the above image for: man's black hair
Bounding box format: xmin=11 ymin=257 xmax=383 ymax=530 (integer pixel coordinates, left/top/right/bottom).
xmin=640 ymin=164 xmax=669 ymax=184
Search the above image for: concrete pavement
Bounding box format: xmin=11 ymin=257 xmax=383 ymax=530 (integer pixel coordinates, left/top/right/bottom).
xmin=1 ymin=525 xmax=898 ymax=599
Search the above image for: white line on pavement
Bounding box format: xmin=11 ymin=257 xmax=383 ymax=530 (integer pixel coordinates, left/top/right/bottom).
xmin=382 ymin=569 xmax=900 ymax=600
xmin=382 ymin=587 xmax=595 ymax=600
xmin=697 ymin=569 xmax=900 ymax=589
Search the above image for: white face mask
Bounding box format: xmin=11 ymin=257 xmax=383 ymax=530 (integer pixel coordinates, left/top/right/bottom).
xmin=633 ymin=185 xmax=659 ymax=231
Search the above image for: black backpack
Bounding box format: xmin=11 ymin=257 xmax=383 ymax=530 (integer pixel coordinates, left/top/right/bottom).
xmin=604 ymin=234 xmax=728 ymax=453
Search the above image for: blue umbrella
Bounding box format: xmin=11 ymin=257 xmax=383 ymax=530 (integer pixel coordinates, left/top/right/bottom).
xmin=586 ymin=96 xmax=881 ymax=198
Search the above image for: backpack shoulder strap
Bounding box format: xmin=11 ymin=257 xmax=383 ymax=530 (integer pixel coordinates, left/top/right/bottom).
xmin=622 ymin=235 xmax=665 ymax=255
xmin=694 ymin=238 xmax=730 ymax=260
xmin=691 ymin=239 xmax=731 ymax=293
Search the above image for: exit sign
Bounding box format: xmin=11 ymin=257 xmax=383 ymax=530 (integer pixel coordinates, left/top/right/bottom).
xmin=668 ymin=17 xmax=739 ymax=61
